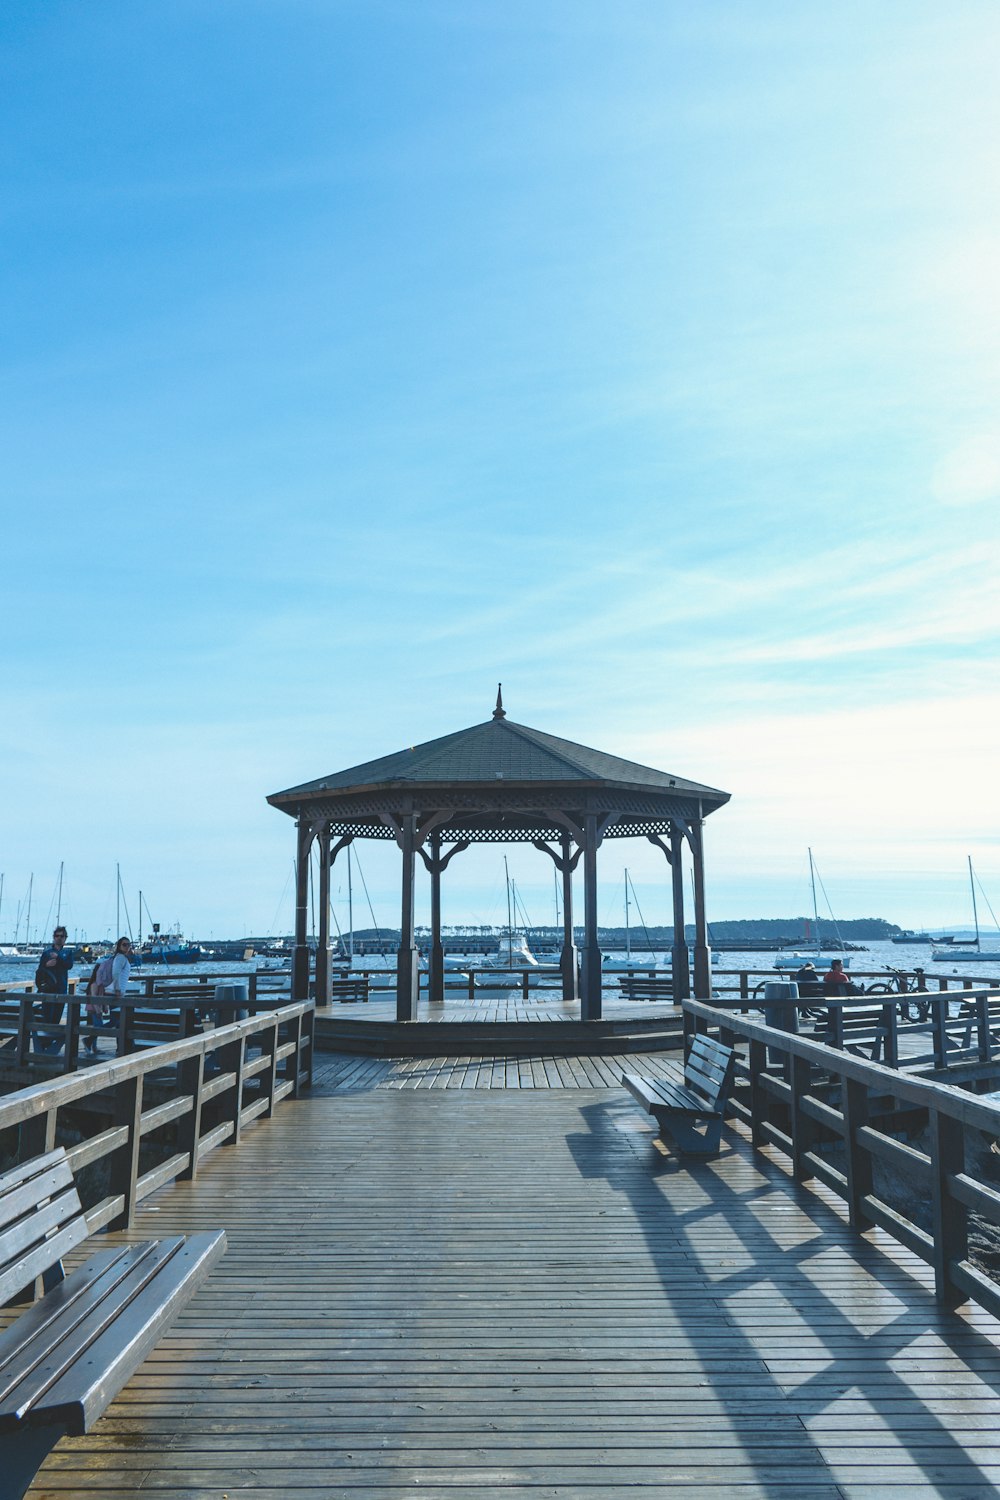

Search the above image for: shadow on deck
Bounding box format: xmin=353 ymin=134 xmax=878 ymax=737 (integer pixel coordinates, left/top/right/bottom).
xmin=29 ymin=1070 xmax=1000 ymax=1498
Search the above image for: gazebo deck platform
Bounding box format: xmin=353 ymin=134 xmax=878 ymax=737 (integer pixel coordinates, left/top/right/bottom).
xmin=30 ymin=1053 xmax=1000 ymax=1497
xmin=313 ymin=991 xmax=685 ymax=1057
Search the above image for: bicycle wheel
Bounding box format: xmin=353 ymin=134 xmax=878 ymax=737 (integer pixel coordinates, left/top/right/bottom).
xmin=864 ymin=983 xmax=894 ymax=996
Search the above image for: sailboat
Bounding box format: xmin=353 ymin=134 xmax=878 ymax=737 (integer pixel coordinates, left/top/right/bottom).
xmin=773 ymin=849 xmax=851 ymax=970
xmin=476 ymin=861 xmax=540 ymax=989
xmin=931 ymin=859 xmax=1000 ymax=962
xmin=603 ymin=870 xmax=660 ymax=972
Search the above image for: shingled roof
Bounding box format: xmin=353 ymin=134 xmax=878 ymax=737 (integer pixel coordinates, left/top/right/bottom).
xmin=268 ymin=715 xmax=729 ymax=807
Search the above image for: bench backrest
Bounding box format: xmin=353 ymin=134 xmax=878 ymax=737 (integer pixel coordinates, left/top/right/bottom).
xmin=684 ymin=1035 xmax=735 ymax=1110
xmin=0 ymin=1148 xmax=89 ymax=1303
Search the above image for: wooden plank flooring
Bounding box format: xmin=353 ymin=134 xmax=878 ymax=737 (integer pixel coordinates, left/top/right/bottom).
xmin=27 ymin=1063 xmax=1000 ymax=1498
xmin=315 ymin=992 xmax=680 ymax=1024
xmin=316 ymin=1051 xmax=686 ymax=1090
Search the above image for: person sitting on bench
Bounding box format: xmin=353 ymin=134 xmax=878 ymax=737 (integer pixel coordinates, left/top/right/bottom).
xmin=794 ymin=961 xmax=824 ymax=998
xmin=823 ymin=959 xmax=859 ymax=996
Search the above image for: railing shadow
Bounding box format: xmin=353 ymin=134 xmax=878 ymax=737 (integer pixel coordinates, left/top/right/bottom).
xmin=567 ymin=1095 xmax=1000 ymax=1493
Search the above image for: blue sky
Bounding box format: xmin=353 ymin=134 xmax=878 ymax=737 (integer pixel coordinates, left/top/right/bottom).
xmin=3 ymin=2 xmax=999 ymax=941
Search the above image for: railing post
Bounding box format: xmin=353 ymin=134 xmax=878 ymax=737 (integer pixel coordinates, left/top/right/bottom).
xmin=827 ymin=1002 xmax=844 ymax=1050
xmin=879 ymin=1003 xmax=898 ymax=1069
xmin=16 ymin=999 xmax=30 ymax=1067
xmin=932 ymin=996 xmax=948 ymax=1069
xmin=260 ymin=1018 xmax=280 ymax=1118
xmin=286 ymin=1011 xmax=304 ymax=1098
xmin=220 ymin=1028 xmax=248 ymax=1147
xmin=977 ymin=993 xmax=990 ymax=1063
xmin=177 ymin=1051 xmax=205 ymax=1181
xmin=842 ymin=1077 xmax=874 ymax=1231
xmin=108 ymin=1076 xmax=144 ymax=1229
xmin=929 ymin=1106 xmax=967 ymax=1307
xmin=739 ymin=971 xmax=749 ymax=1002
xmin=789 ymin=1052 xmax=815 ymax=1181
xmin=63 ymin=1005 xmax=79 ymax=1075
xmin=19 ymin=1109 xmax=56 ymax=1165
xmin=748 ymin=1038 xmax=767 ymax=1147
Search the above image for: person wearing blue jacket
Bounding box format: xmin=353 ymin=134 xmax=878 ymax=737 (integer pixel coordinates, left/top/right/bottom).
xmin=36 ymin=926 xmax=73 ymax=1053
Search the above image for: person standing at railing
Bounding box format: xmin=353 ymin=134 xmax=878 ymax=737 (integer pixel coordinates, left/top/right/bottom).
xmin=35 ymin=926 xmax=74 ymax=1054
xmin=105 ymin=937 xmax=134 ymax=1054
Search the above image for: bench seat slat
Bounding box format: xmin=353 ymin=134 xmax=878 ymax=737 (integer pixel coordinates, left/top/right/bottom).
xmin=622 ymin=1076 xmax=715 ymax=1116
xmin=0 ymin=1240 xmax=172 ymax=1427
xmin=25 ymin=1230 xmax=226 ymax=1435
xmin=0 ymin=1249 xmax=136 ymax=1404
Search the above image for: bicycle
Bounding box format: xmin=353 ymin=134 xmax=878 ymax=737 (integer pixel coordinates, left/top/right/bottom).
xmin=862 ymin=967 xmax=931 ymax=1021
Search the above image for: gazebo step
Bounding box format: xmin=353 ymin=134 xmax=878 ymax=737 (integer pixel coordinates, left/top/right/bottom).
xmin=313 ymin=1015 xmax=685 ymax=1059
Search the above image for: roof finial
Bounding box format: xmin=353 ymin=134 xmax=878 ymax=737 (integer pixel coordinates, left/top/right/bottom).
xmin=493 ymin=683 xmax=506 ymax=720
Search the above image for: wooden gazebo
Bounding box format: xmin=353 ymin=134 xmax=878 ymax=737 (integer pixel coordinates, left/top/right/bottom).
xmin=266 ymin=692 xmax=730 ymax=1021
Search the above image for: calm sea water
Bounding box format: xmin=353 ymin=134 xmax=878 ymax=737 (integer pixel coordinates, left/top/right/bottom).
xmin=3 ymin=940 xmax=996 ymax=993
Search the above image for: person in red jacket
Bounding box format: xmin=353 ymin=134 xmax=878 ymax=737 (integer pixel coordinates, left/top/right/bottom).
xmin=823 ymin=959 xmax=858 ymax=995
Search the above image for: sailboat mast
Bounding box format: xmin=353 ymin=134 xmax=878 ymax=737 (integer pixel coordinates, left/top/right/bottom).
xmin=969 ymin=855 xmax=981 ymax=949
xmin=0 ymin=874 xmax=4 ymax=941
xmin=116 ymin=863 xmax=120 ymax=939
xmin=808 ymin=848 xmax=821 ymax=953
xmin=624 ymin=869 xmax=631 ymax=960
xmin=56 ymin=862 xmax=64 ymax=927
xmin=347 ymin=845 xmax=354 ymax=960
xmin=504 ymin=856 xmax=513 ymax=963
xmin=26 ymin=875 xmax=32 ymax=947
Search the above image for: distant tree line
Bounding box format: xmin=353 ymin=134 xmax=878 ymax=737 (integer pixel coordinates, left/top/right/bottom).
xmin=305 ymin=917 xmax=903 ymax=947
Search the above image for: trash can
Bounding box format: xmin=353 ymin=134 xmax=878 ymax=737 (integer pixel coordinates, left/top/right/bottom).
xmin=213 ymin=982 xmax=249 ymax=1024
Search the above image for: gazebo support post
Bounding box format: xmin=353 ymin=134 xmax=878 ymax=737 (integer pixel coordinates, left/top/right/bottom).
xmin=428 ymin=834 xmax=443 ymax=1005
xmin=534 ymin=834 xmax=582 ymax=1004
xmin=292 ymin=818 xmax=313 ymax=1003
xmin=397 ymin=813 xmax=420 ymax=1022
xmin=689 ymin=807 xmax=712 ymax=998
xmin=315 ymin=827 xmax=332 ymax=1008
xmin=419 ymin=836 xmax=470 ymax=1005
xmin=669 ymin=826 xmax=690 ymax=1001
xmin=560 ymin=834 xmax=578 ymax=1003
xmin=581 ymin=813 xmax=602 ymax=1021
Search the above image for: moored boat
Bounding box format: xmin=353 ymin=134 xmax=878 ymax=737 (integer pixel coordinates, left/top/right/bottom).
xmin=930 ymin=859 xmax=1000 ymax=963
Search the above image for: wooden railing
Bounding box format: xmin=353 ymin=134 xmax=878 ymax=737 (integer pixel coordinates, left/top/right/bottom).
xmin=684 ymin=997 xmax=1000 ymax=1316
xmin=712 ymin=966 xmax=1000 ymax=1000
xmin=706 ymin=989 xmax=1000 ymax=1075
xmin=0 ymin=1001 xmax=313 ymax=1235
xmin=0 ymin=991 xmax=298 ymax=1075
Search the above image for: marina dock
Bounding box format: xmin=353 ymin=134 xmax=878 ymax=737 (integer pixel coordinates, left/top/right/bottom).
xmin=25 ymin=1041 xmax=1000 ymax=1498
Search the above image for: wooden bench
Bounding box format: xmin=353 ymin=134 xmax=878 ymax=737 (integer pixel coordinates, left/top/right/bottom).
xmin=622 ymin=1034 xmax=735 ymax=1156
xmin=618 ymin=975 xmax=675 ymax=1003
xmin=328 ymin=977 xmax=370 ymax=1004
xmin=0 ymin=1148 xmax=226 ymax=1499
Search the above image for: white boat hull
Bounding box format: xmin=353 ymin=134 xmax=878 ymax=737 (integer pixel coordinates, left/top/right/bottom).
xmin=932 ymin=949 xmax=1000 ymax=963
xmin=774 ymin=952 xmax=851 ymax=970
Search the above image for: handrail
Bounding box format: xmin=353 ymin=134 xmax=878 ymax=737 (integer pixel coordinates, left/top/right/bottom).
xmin=2 ymin=1001 xmax=314 ymax=1237
xmin=703 ymin=988 xmax=1000 ymax=1073
xmin=0 ymin=990 xmax=296 ymax=1075
xmin=684 ymin=997 xmax=1000 ymax=1318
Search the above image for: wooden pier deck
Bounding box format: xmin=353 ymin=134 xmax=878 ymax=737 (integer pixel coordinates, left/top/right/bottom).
xmin=28 ymin=1051 xmax=1000 ymax=1498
